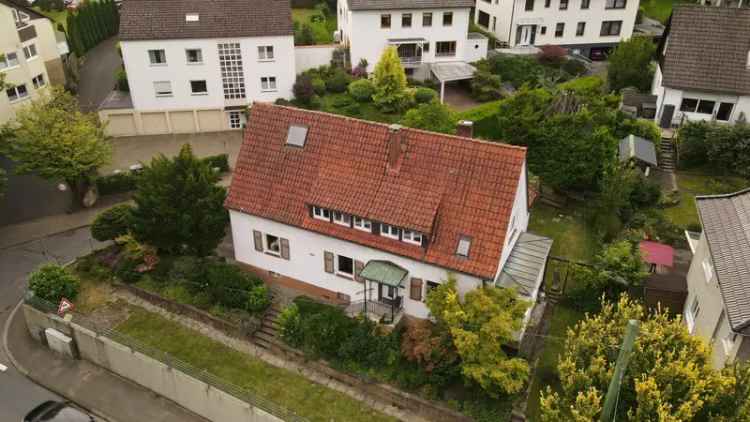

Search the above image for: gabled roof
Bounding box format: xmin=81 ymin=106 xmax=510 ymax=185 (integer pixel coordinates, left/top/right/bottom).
xmin=226 ymin=104 xmax=527 ymax=279
xmin=0 ymin=0 xmax=47 ymax=20
xmin=696 ymin=189 xmax=750 ymax=334
xmin=347 ymin=0 xmax=474 ymax=10
xmin=619 ymin=134 xmax=657 ymax=167
xmin=119 ymin=0 xmax=293 ymax=41
xmin=660 ymin=5 xmax=750 ymax=95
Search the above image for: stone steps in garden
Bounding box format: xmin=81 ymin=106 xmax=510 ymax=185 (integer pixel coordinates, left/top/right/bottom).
xmin=252 ymin=305 xmax=284 ymax=350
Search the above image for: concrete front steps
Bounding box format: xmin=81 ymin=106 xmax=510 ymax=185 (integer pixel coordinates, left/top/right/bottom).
xmin=252 ymin=304 xmax=283 ymax=350
xmin=660 ymin=138 xmax=675 ymax=172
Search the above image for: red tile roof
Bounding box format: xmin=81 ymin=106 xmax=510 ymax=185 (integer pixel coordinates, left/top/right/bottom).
xmin=225 ymin=104 xmax=527 ymax=279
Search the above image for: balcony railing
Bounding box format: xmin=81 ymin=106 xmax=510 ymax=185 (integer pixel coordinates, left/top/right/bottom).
xmin=399 ymin=55 xmax=422 ymax=65
xmin=345 ymin=297 xmax=403 ymax=324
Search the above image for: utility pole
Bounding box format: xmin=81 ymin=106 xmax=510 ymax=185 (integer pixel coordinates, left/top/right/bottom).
xmin=600 ymin=319 xmax=640 ymax=422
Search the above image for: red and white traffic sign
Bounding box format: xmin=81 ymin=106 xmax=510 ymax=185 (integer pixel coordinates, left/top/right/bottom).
xmin=57 ymin=298 xmax=75 ymax=316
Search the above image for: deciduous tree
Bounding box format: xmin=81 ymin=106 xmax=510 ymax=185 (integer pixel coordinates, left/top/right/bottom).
xmin=540 ymin=295 xmax=747 ymax=421
xmin=426 ymin=276 xmax=530 ymax=396
xmin=1 ymin=87 xmax=111 ymax=206
xmin=607 ymin=36 xmax=656 ymax=92
xmin=401 ymin=100 xmax=457 ymax=134
xmin=371 ymin=47 xmax=409 ymax=112
xmin=130 ymin=144 xmax=228 ymax=256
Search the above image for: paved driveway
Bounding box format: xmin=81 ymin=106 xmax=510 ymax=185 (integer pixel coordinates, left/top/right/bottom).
xmin=77 ymin=37 xmax=122 ymax=112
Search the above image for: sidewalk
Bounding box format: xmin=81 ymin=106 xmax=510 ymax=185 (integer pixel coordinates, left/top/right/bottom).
xmin=4 ymin=302 xmax=207 ymax=422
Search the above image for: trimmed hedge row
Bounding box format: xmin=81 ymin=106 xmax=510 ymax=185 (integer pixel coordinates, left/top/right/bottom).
xmin=96 ymin=154 xmax=230 ymax=196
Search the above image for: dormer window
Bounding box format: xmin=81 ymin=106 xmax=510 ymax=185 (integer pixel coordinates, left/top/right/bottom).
xmin=456 ymin=236 xmax=471 ymax=257
xmin=312 ymin=206 xmax=331 ymax=221
xmin=402 ymin=230 xmax=423 ymax=245
xmin=353 ymin=216 xmax=372 ymax=232
xmin=333 ymin=211 xmax=351 ymax=227
xmin=381 ymin=224 xmax=400 ymax=239
xmin=185 ymin=13 xmax=199 ymax=22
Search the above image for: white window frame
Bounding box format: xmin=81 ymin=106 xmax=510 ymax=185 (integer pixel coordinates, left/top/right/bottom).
xmin=6 ymin=84 xmax=28 ymax=102
xmin=32 ymin=74 xmax=45 ymax=89
xmin=312 ymin=206 xmax=331 ymax=221
xmin=457 ymin=236 xmax=471 ymax=257
xmin=148 ymin=49 xmax=167 ymax=65
xmin=685 ymin=296 xmax=700 ymax=333
xmin=380 ymin=223 xmax=400 ymax=239
xmin=190 ymin=80 xmax=208 ymax=95
xmin=0 ymin=52 xmax=20 ymax=70
xmin=425 ymin=280 xmax=440 ymax=300
xmin=264 ymin=233 xmax=281 ymax=256
xmin=153 ymin=81 xmax=173 ymax=97
xmin=185 ymin=48 xmax=203 ymax=64
xmin=702 ymin=258 xmax=714 ymax=283
xmin=335 ymin=254 xmax=354 ymax=277
xmin=435 ymin=41 xmax=456 ymax=57
xmin=258 ymin=45 xmax=274 ymax=61
xmin=22 ymin=44 xmax=37 ymax=60
xmin=228 ymin=111 xmax=242 ymax=129
xmin=353 ymin=216 xmax=372 ymax=232
xmin=260 ymin=76 xmax=277 ymax=92
xmin=333 ymin=211 xmax=351 ymax=227
xmin=402 ymin=230 xmax=422 ymax=245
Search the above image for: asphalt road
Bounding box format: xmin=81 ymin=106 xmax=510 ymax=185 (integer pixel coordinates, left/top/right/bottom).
xmin=77 ymin=37 xmax=122 ymax=113
xmin=0 ymin=227 xmax=105 ymax=421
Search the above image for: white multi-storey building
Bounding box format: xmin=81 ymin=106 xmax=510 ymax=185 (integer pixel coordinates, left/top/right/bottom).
xmin=106 ymin=0 xmax=296 ymax=135
xmin=474 ymin=0 xmax=639 ymax=59
xmin=226 ymin=103 xmax=553 ymax=337
xmin=0 ymin=0 xmax=68 ymax=125
xmin=336 ymin=0 xmax=488 ymax=94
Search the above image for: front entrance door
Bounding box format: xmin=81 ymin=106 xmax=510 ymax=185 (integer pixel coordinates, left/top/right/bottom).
xmin=518 ymin=25 xmax=535 ymax=46
xmin=660 ymin=104 xmax=675 ymax=129
xmin=378 ymin=284 xmax=396 ymax=302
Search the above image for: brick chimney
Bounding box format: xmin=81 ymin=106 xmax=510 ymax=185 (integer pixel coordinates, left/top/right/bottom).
xmin=456 ymin=120 xmax=474 ymax=138
xmin=387 ymin=124 xmax=406 ymax=171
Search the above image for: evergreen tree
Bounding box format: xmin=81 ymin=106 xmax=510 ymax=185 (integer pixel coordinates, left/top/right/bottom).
xmin=371 ymin=47 xmax=409 ymax=112
xmin=130 ymin=144 xmax=229 ymax=256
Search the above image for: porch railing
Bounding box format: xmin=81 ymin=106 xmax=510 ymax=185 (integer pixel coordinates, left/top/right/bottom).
xmin=399 ymin=55 xmax=422 ymax=65
xmin=345 ymin=297 xmax=403 ymax=324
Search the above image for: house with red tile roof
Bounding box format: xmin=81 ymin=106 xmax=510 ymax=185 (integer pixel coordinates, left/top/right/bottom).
xmin=226 ymin=103 xmax=552 ymax=332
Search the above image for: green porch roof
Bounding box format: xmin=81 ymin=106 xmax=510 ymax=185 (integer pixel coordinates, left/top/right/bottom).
xmin=359 ymin=260 xmax=408 ymax=287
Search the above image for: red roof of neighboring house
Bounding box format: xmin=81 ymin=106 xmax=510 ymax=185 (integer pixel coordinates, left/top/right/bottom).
xmin=640 ymin=241 xmax=674 ymax=267
xmin=225 ymin=103 xmax=527 ymax=279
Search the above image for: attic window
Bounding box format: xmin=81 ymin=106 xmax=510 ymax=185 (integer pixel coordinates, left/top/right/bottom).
xmin=286 ymin=124 xmax=309 ymax=147
xmin=456 ymin=236 xmax=471 ymax=257
xmin=185 ymin=13 xmax=200 ymax=22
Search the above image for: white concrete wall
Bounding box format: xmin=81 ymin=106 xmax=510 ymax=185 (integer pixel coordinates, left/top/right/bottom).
xmin=121 ymin=35 xmax=295 ymax=112
xmin=294 ymin=45 xmax=336 ymax=74
xmin=230 ymin=211 xmax=486 ymax=319
xmin=496 ymin=161 xmax=530 ymax=277
xmin=475 ymin=0 xmax=638 ymax=48
xmin=464 ymin=36 xmax=489 ymax=63
xmin=338 ymin=4 xmax=474 ymax=73
xmin=654 ymin=75 xmax=750 ymax=126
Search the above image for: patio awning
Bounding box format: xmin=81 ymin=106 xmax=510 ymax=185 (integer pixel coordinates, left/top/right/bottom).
xmin=431 ymin=62 xmax=477 ymax=82
xmin=360 ymin=260 xmax=408 ymax=287
xmin=388 ymin=37 xmax=426 ymax=44
xmin=640 ymin=241 xmax=674 ymax=267
xmin=496 ymin=232 xmax=553 ymax=298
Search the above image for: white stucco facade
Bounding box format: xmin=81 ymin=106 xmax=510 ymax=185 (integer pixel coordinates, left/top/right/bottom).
xmin=121 ymin=35 xmax=295 ymax=113
xmin=684 ymin=232 xmax=750 ymax=368
xmin=652 ymin=64 xmax=750 ymax=127
xmin=475 ymin=0 xmax=638 ymax=57
xmin=230 ymin=161 xmax=530 ymax=321
xmin=0 ymin=3 xmax=67 ymax=124
xmin=337 ymin=3 xmax=486 ymax=79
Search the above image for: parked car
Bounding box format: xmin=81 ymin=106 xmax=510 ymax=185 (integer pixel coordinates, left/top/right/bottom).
xmin=24 ymin=401 xmax=94 ymax=422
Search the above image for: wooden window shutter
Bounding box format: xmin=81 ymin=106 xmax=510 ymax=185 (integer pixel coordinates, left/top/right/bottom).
xmin=324 ymin=251 xmax=334 ymax=273
xmin=354 ymin=260 xmax=365 ymax=283
xmin=410 ymin=278 xmax=423 ymax=301
xmin=252 ymin=230 xmax=263 ymax=252
xmin=280 ymin=238 xmax=290 ymax=260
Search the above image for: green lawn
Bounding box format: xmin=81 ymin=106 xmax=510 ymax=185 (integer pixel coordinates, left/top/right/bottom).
xmin=528 ymin=202 xmax=599 ymax=263
xmin=116 ymin=308 xmax=397 ymax=422
xmin=292 ymin=8 xmax=338 ymax=44
xmin=663 ymin=172 xmax=748 ymax=229
xmin=525 ymin=305 xmax=584 ymax=421
xmin=33 ymin=7 xmax=68 ymax=30
xmin=639 ymin=0 xmax=693 ymax=23
xmin=319 ymin=92 xmax=403 ymax=124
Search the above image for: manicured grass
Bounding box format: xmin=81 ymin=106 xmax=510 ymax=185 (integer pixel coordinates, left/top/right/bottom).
xmin=639 ymin=0 xmax=693 ymax=23
xmin=528 ymin=202 xmax=599 ymax=263
xmin=34 ymin=7 xmax=69 ymax=30
xmin=663 ymin=172 xmax=748 ymax=229
xmin=116 ymin=308 xmax=397 ymax=422
xmin=292 ymin=8 xmax=338 ymax=44
xmin=525 ymin=305 xmax=584 ymax=422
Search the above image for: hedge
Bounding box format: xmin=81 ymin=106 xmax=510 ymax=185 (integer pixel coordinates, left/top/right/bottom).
xmin=65 ymin=0 xmax=119 ymax=57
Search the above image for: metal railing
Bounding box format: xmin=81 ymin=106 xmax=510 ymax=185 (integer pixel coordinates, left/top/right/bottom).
xmin=24 ymin=294 xmax=309 ymax=422
xmin=345 ymin=297 xmax=402 ymax=324
xmin=399 ymin=55 xmax=422 ymax=65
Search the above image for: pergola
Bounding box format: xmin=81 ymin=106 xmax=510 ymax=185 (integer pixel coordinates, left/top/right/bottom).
xmin=430 ymin=62 xmax=477 ymax=103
